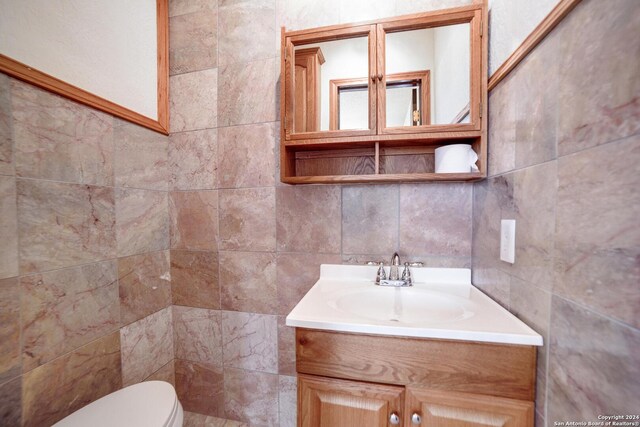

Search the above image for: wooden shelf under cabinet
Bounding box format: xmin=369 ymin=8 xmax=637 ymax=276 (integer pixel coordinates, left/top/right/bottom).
xmin=280 ymin=3 xmax=489 ymax=184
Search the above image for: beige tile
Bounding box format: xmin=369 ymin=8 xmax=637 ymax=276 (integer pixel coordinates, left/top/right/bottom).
xmin=218 ymin=58 xmax=277 ymax=127
xmin=218 ymin=0 xmax=276 ymax=67
xmin=217 ymin=122 xmax=276 ymax=188
xmin=276 ymin=186 xmax=341 ymax=253
xmin=0 ymin=376 xmax=21 ymax=427
xmin=114 ymin=120 xmax=169 ymax=191
xmin=555 ymin=136 xmax=640 ymax=328
xmin=170 ymin=190 xmax=219 ymax=251
xmin=170 ymin=0 xmax=217 ymax=17
xmin=547 ymin=297 xmax=640 ymax=421
xmin=279 ymin=375 xmax=297 ymax=427
xmin=222 ymin=311 xmax=278 ymax=373
xmin=22 ymin=332 xmax=122 ymax=427
xmin=17 ymin=179 xmax=116 ymax=274
xmin=171 ymin=250 xmax=220 ymax=309
xmin=173 ymin=306 xmax=223 ymax=366
xmin=145 ymin=360 xmax=175 ymax=386
xmin=342 ymin=185 xmax=399 ymax=255
xmin=487 ymin=70 xmax=516 ymax=177
xmin=557 ymin=0 xmax=640 ymax=155
xmin=21 ymin=261 xmax=119 ymax=372
xmin=220 ymin=251 xmax=277 ymax=314
xmin=120 ymin=307 xmax=174 ymax=386
xmin=277 ymin=316 xmax=295 ymax=376
xmin=169 ymin=129 xmax=217 ymax=190
xmin=219 ymin=187 xmax=276 ymax=251
xmin=183 ymin=411 xmax=228 ymax=427
xmin=171 ymin=69 xmax=218 ymax=132
xmin=276 ymin=252 xmax=341 ymax=316
xmin=470 ymin=262 xmax=510 ymax=310
xmin=223 ymin=368 xmax=279 ymax=425
xmin=116 ymin=188 xmax=170 ymax=257
xmin=514 ymin=34 xmax=558 ymax=169
xmin=0 ymin=176 xmax=18 ymax=279
xmin=0 ymin=277 xmax=20 ymax=384
xmin=170 ymin=10 xmax=218 ymax=75
xmin=510 ymin=161 xmax=557 ymax=291
xmin=11 ymin=80 xmax=114 ymax=186
xmin=399 ymin=184 xmax=472 ymax=257
xmin=0 ymin=73 xmax=13 ymax=176
xmin=118 ymin=251 xmax=172 ymax=325
xmin=175 ymin=359 xmax=224 ymax=417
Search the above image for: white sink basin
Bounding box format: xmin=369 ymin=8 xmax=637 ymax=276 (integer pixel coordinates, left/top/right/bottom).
xmin=327 ymin=287 xmax=475 ymax=324
xmin=286 ymin=264 xmax=543 ymax=346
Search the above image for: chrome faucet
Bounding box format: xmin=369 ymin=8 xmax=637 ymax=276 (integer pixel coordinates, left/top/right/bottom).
xmin=373 ymin=253 xmax=420 ymax=287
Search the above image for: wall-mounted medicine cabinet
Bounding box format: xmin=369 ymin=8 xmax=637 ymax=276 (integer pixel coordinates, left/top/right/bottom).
xmin=280 ymin=2 xmax=488 ymax=184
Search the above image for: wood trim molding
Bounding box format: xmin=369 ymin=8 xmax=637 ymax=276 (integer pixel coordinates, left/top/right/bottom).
xmin=0 ymin=0 xmax=169 ymax=135
xmin=488 ymin=0 xmax=583 ymax=92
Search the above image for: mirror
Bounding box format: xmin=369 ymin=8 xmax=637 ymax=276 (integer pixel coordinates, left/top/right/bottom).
xmin=293 ymin=35 xmax=370 ymax=133
xmin=385 ymin=24 xmax=470 ymax=126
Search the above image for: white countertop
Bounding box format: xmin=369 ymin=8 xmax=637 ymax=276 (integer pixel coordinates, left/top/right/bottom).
xmin=286 ymin=264 xmax=543 ymax=346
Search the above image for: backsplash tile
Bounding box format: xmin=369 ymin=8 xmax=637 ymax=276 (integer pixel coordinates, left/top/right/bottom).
xmin=554 ymin=135 xmax=640 ymax=329
xmin=169 ymin=129 xmax=218 ymax=191
xmin=0 ymin=73 xmax=14 ymax=176
xmin=170 ymin=9 xmax=218 ymax=75
xmin=171 ymin=250 xmax=220 ymax=309
xmin=0 ymin=376 xmax=21 ymax=427
xmin=21 ymin=261 xmax=119 ymax=372
xmin=170 ymin=69 xmax=218 ymax=132
xmin=220 ymin=251 xmax=278 ymax=314
xmin=116 ymin=188 xmax=170 ymax=257
xmin=174 ymin=306 xmax=223 ymax=366
xmin=170 ymin=190 xmax=219 ymax=251
xmin=223 ymin=368 xmax=279 ymax=425
xmin=0 ymin=277 xmax=20 ymax=385
xmin=22 ymin=331 xmax=122 ymax=427
xmin=118 ymin=251 xmax=172 ymax=326
xmin=120 ymin=307 xmax=174 ymax=386
xmin=11 ymin=81 xmax=114 ymax=186
xmin=276 ymin=186 xmax=341 ymax=254
xmin=217 ymin=122 xmax=276 ymax=189
xmin=222 ymin=311 xmax=278 ymax=374
xmin=18 ymin=179 xmax=116 ymax=274
xmin=0 ymin=176 xmax=18 ymax=279
xmin=219 ymin=187 xmax=276 ymax=251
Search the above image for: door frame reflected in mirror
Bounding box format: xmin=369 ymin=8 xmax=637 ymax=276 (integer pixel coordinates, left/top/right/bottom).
xmin=329 ymin=71 xmax=431 ymax=131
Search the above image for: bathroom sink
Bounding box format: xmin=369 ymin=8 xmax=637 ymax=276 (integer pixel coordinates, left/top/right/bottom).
xmin=327 ymin=287 xmax=475 ymax=324
xmin=286 ymin=264 xmax=543 ymax=346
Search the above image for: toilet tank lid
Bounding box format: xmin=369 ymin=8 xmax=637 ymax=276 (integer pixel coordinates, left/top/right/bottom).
xmin=53 ymin=381 xmax=178 ymax=427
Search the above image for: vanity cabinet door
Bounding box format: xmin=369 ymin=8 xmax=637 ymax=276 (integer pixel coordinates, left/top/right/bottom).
xmin=405 ymin=387 xmax=533 ymax=427
xmin=298 ymin=374 xmax=405 ymax=427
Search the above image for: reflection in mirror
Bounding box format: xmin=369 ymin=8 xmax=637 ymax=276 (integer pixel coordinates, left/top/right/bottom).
xmin=386 ymin=23 xmax=470 ymax=126
xmin=293 ymin=35 xmax=369 ymax=133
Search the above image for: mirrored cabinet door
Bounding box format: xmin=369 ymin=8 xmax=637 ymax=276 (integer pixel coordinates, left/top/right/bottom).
xmin=284 ymin=25 xmax=377 ymax=140
xmin=377 ymin=8 xmax=482 ymax=134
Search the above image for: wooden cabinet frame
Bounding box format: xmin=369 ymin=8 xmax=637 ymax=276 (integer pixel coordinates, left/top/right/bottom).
xmin=280 ymin=2 xmax=488 ymax=184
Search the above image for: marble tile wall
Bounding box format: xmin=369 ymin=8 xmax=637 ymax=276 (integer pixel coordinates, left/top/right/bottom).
xmin=472 ymin=0 xmax=640 ymax=425
xmin=0 ymin=73 xmax=174 ymax=425
xmin=168 ymin=0 xmax=477 ymax=425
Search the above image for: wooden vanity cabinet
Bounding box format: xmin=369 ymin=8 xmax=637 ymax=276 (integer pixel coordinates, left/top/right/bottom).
xmin=295 ymin=328 xmax=536 ymax=427
xmin=280 ymin=2 xmax=489 ymax=184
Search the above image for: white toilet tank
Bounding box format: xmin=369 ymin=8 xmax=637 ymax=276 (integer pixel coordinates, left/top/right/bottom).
xmin=53 ymin=381 xmax=183 ymax=427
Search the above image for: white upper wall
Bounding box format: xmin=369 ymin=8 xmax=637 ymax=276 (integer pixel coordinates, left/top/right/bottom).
xmin=488 ymin=0 xmax=560 ymax=74
xmin=0 ymin=0 xmax=158 ymax=119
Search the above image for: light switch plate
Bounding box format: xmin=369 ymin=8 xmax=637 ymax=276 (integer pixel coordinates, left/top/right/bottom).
xmin=500 ymin=219 xmax=516 ymax=264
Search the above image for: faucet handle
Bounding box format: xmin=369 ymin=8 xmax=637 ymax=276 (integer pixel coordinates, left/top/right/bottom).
xmin=375 ymin=262 xmax=387 ymax=284
xmin=401 ymin=262 xmax=413 ymax=286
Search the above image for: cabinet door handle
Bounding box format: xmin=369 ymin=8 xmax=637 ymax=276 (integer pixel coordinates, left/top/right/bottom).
xmin=389 ymin=412 xmax=400 ymax=425
xmin=411 ymin=412 xmax=422 ymax=424
xmin=377 ymin=73 xmax=383 ymax=81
